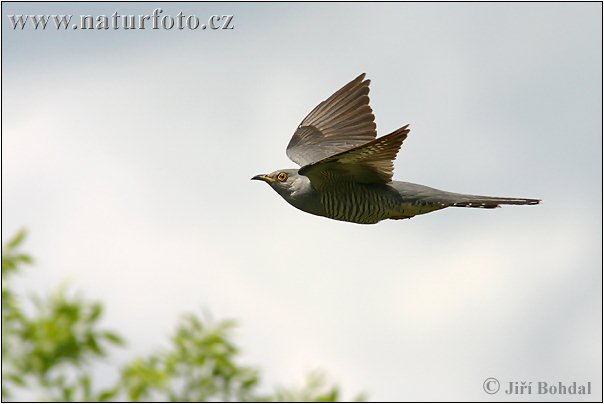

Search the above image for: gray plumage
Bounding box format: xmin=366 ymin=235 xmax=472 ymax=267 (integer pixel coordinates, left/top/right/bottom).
xmin=252 ymin=74 xmax=540 ymax=224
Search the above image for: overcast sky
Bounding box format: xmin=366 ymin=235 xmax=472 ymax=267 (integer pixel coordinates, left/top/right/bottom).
xmin=2 ymin=2 xmax=602 ymax=401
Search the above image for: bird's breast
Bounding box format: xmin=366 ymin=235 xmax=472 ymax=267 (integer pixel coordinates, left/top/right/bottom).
xmin=318 ymin=183 xmax=401 ymax=224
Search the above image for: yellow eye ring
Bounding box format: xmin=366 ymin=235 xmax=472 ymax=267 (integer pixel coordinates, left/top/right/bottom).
xmin=277 ymin=172 xmax=288 ymax=182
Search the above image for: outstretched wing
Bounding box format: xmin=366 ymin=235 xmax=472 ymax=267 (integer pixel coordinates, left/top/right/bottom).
xmin=299 ymin=125 xmax=410 ymax=187
xmin=286 ymin=73 xmax=377 ymax=167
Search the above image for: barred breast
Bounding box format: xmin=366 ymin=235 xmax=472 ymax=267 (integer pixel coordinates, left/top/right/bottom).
xmin=318 ymin=182 xmax=402 ymax=224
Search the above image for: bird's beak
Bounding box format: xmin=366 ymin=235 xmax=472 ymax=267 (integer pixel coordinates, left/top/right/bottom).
xmin=251 ymin=174 xmax=275 ymax=183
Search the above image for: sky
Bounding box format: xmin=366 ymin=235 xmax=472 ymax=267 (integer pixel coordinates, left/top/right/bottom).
xmin=2 ymin=2 xmax=602 ymax=401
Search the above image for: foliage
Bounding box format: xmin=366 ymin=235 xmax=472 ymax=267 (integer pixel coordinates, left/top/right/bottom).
xmin=1 ymin=230 xmax=363 ymax=402
xmin=271 ymin=371 xmax=366 ymax=402
xmin=2 ymin=229 xmax=123 ymax=401
xmin=119 ymin=313 xmax=259 ymax=402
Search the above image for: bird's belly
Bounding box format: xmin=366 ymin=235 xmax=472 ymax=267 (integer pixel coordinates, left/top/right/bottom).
xmin=319 ymin=185 xmax=400 ymax=224
xmin=389 ymin=201 xmax=447 ymax=220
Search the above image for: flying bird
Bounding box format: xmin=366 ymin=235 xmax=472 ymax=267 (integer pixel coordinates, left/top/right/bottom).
xmin=252 ymin=74 xmax=540 ymax=224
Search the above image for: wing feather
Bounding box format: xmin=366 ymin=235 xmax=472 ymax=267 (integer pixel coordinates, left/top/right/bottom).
xmin=299 ymin=125 xmax=410 ymax=187
xmin=286 ymin=74 xmax=377 ymax=166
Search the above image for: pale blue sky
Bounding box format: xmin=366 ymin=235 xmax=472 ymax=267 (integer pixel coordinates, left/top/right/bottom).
xmin=2 ymin=2 xmax=602 ymax=401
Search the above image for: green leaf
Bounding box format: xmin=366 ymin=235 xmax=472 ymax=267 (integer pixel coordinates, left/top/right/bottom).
xmin=102 ymin=331 xmax=124 ymax=346
xmin=5 ymin=228 xmax=27 ymax=250
xmin=96 ymin=387 xmax=119 ymax=402
xmin=86 ymin=303 xmax=102 ymax=323
xmin=14 ymin=253 xmax=33 ymax=264
xmin=80 ymin=374 xmax=92 ymax=401
xmin=5 ymin=373 xmax=26 ymax=387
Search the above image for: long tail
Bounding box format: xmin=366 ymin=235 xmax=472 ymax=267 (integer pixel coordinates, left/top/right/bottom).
xmin=450 ymin=195 xmax=541 ymax=209
xmin=392 ymin=182 xmax=541 ymax=210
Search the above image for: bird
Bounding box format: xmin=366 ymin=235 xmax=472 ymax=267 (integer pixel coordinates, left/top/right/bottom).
xmin=252 ymin=73 xmax=540 ymax=224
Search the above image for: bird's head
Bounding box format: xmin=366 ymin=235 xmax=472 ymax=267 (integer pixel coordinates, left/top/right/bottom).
xmin=251 ymin=169 xmax=307 ymax=198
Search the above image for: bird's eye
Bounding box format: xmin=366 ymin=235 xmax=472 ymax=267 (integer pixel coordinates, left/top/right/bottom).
xmin=277 ymin=172 xmax=288 ymax=182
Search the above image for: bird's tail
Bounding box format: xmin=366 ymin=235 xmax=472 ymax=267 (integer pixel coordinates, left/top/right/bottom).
xmin=448 ymin=194 xmax=541 ymax=209
xmin=392 ymin=182 xmax=541 ymax=210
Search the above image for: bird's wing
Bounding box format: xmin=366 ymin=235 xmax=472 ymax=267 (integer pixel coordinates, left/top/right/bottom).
xmin=299 ymin=125 xmax=410 ymax=186
xmin=286 ymin=73 xmax=377 ymax=167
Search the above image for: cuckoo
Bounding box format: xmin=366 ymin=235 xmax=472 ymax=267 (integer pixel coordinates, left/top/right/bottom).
xmin=252 ymin=74 xmax=540 ymax=224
